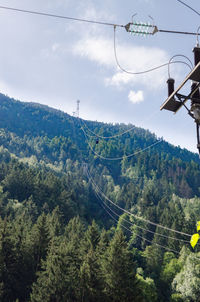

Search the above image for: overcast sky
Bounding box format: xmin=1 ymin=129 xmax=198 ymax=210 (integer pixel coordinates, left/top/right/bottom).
xmin=0 ymin=0 xmax=200 ymax=153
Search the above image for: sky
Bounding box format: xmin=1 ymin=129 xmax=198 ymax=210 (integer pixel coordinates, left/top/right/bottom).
xmin=0 ymin=0 xmax=200 ymax=153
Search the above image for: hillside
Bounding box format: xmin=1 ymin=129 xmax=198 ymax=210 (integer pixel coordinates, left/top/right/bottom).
xmin=0 ymin=93 xmax=200 ymax=301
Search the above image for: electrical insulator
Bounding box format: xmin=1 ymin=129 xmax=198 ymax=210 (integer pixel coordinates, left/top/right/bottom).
xmin=125 ymin=22 xmax=158 ymax=36
xmin=167 ymin=78 xmax=175 ymax=97
xmin=191 ymin=82 xmax=200 ymax=105
xmin=191 ymin=82 xmax=200 ymax=123
xmin=191 ymin=82 xmax=200 ymax=98
xmin=193 ymin=46 xmax=200 ymax=66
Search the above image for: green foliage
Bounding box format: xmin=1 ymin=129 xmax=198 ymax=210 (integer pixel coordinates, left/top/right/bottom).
xmin=101 ymin=230 xmax=137 ymax=302
xmin=172 ymin=252 xmax=200 ymax=301
xmin=136 ymin=274 xmax=158 ymax=302
xmin=0 ymin=94 xmax=200 ymax=301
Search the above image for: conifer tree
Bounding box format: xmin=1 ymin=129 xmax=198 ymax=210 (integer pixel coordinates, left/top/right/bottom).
xmin=101 ymin=230 xmax=137 ymax=302
xmin=31 ymin=213 xmax=50 ymax=273
xmin=31 ymin=239 xmax=80 ymax=302
xmin=80 ymin=248 xmax=104 ymax=302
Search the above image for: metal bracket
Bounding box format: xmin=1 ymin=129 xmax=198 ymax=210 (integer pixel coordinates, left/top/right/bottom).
xmin=196 ymin=123 xmax=200 ymax=155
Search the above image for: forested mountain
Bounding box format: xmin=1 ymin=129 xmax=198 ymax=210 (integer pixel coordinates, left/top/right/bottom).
xmin=0 ymin=93 xmax=200 ymax=302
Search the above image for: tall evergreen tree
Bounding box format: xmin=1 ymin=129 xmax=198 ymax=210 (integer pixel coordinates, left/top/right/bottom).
xmin=101 ymin=230 xmax=137 ymax=302
xmin=31 ymin=238 xmax=80 ymax=302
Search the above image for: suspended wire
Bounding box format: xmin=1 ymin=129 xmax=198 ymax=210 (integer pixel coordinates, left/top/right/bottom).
xmin=0 ymin=4 xmax=199 ymax=36
xmin=80 ymin=109 xmax=160 ymax=140
xmin=87 ymin=167 xmax=190 ymax=243
xmin=81 ymin=122 xmax=163 ymax=161
xmin=85 ymin=166 xmax=192 ymax=237
xmin=168 ymin=54 xmax=193 ymax=78
xmin=91 ymin=172 xmax=180 ymax=254
xmin=92 ymin=179 xmax=180 ymax=254
xmin=158 ymin=28 xmax=200 ymax=36
xmin=101 ymin=197 xmax=189 ymax=244
xmin=0 ymin=5 xmax=194 ymax=81
xmin=114 ymin=26 xmax=195 ymax=76
xmin=80 ymin=118 xmax=137 ymax=139
xmin=174 ymin=0 xmax=200 ymax=17
xmin=99 ymin=197 xmax=179 ymax=254
xmin=0 ymin=5 xmax=125 ymax=28
xmin=87 ymin=168 xmax=190 ymax=244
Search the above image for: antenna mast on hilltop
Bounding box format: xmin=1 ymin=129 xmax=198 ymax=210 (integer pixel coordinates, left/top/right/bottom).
xmin=76 ymin=100 xmax=80 ymax=118
xmin=72 ymin=100 xmax=80 ymax=117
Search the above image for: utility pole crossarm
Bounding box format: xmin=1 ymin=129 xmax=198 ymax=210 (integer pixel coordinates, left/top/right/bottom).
xmin=160 ymin=61 xmax=200 ymax=113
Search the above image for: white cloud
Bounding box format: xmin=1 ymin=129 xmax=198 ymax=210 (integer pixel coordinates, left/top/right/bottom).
xmin=73 ymin=36 xmax=169 ymax=90
xmin=73 ymin=37 xmax=114 ymax=67
xmin=128 ymin=90 xmax=144 ymax=104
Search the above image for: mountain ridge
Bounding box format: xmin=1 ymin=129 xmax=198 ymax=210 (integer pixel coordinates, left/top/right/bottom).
xmin=0 ymin=92 xmax=198 ymax=162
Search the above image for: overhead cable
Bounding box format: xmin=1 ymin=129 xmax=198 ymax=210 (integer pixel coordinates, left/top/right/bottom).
xmin=99 ymin=196 xmax=179 ymax=254
xmin=114 ymin=26 xmax=194 ymax=76
xmin=93 ymin=183 xmax=180 ymax=254
xmin=90 ymin=171 xmax=180 ymax=254
xmin=87 ymin=168 xmax=190 ymax=244
xmin=174 ymin=0 xmax=200 ymax=17
xmin=0 ymin=5 xmax=199 ymax=36
xmin=158 ymin=29 xmax=200 ymax=35
xmin=80 ymin=118 xmax=137 ymax=139
xmin=0 ymin=5 xmax=124 ymax=28
xmin=80 ymin=109 xmax=160 ymax=140
xmin=168 ymin=54 xmax=193 ymax=78
xmin=81 ymin=124 xmax=163 ymax=161
xmin=86 ymin=167 xmax=191 ymax=237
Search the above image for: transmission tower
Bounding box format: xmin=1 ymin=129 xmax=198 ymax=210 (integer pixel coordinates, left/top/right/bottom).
xmin=72 ymin=100 xmax=80 ymax=117
xmin=76 ymin=100 xmax=80 ymax=117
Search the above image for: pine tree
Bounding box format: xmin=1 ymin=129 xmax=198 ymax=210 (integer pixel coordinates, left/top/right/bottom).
xmin=31 ymin=213 xmax=50 ymax=273
xmin=31 ymin=239 xmax=79 ymax=302
xmin=0 ymin=218 xmax=23 ymax=301
xmin=83 ymin=220 xmax=100 ymax=251
xmin=80 ymin=248 xmax=104 ymax=302
xmin=101 ymin=230 xmax=137 ymax=302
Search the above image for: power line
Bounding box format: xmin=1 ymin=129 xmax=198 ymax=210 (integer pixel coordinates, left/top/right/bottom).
xmin=91 ymin=173 xmax=180 ymax=254
xmin=87 ymin=167 xmax=190 ymax=241
xmin=81 ymin=123 xmax=163 ymax=161
xmin=0 ymin=5 xmax=199 ymax=36
xmin=80 ymin=118 xmax=137 ymax=139
xmin=168 ymin=54 xmax=193 ymax=78
xmin=174 ymin=0 xmax=200 ymax=17
xmin=158 ymin=28 xmax=200 ymax=35
xmin=98 ymin=195 xmax=180 ymax=254
xmin=0 ymin=5 xmax=125 ymax=28
xmin=88 ymin=168 xmax=190 ymax=244
xmin=86 ymin=166 xmax=191 ymax=238
xmin=80 ymin=109 xmax=160 ymax=140
xmin=114 ymin=26 xmax=194 ymax=76
xmin=103 ymin=199 xmax=189 ymax=243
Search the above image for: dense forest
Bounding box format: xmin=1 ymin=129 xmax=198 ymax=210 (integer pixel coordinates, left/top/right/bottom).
xmin=0 ymin=93 xmax=200 ymax=302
